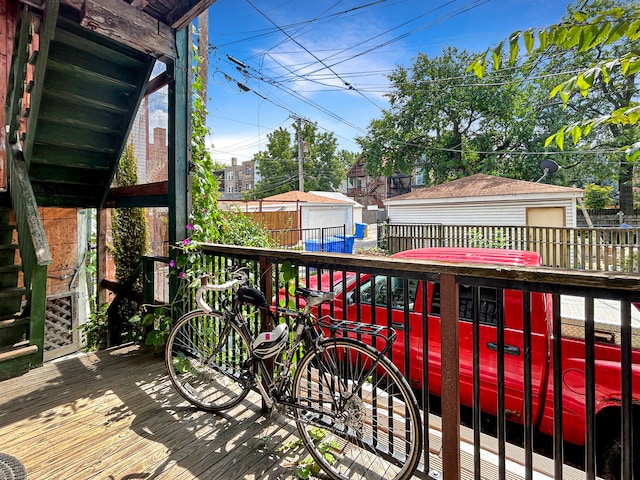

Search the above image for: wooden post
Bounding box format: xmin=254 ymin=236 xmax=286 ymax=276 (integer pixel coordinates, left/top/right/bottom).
xmin=168 ymin=27 xmax=190 ymax=310
xmin=440 ymin=272 xmax=460 ymax=480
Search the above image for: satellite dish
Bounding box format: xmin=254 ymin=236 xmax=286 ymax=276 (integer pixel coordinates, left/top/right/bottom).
xmin=536 ymin=159 xmax=559 ymax=182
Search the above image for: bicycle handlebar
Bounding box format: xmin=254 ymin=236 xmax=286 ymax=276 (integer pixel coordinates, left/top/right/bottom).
xmin=195 ymin=272 xmax=248 ymax=313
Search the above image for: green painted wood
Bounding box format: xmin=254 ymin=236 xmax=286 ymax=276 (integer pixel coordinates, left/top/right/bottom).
xmin=41 ymin=88 xmax=130 ymax=115
xmin=48 ymin=47 xmax=142 ymax=89
xmin=52 ymin=21 xmax=150 ymax=70
xmin=30 ymin=144 xmax=111 ymax=169
xmin=167 ymin=27 xmax=190 ymax=305
xmin=6 ymin=7 xmax=32 ymax=144
xmin=34 ymin=122 xmax=117 ymax=153
xmin=38 ymin=101 xmax=121 ymax=135
xmin=27 ymin=264 xmax=47 ymax=367
xmin=43 ymin=68 xmax=136 ymax=111
xmin=23 ymin=0 xmax=60 ymax=165
xmin=29 ymin=164 xmax=108 ymax=185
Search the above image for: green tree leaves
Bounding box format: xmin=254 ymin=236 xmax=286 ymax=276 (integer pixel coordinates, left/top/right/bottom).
xmin=252 ymin=122 xmax=351 ymax=197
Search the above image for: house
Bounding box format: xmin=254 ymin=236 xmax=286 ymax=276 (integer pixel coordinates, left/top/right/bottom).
xmin=222 ymin=157 xmax=256 ymax=200
xmin=221 ymin=190 xmax=354 ymax=231
xmin=384 ymin=173 xmax=584 ymax=228
xmin=310 ymin=191 xmax=364 ymax=226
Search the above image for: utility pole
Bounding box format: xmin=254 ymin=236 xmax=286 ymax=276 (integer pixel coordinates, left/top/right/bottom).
xmin=296 ymin=116 xmax=304 ymax=192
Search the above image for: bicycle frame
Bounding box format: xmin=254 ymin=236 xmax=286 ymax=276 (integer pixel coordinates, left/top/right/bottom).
xmin=217 ymin=295 xmax=397 ymax=416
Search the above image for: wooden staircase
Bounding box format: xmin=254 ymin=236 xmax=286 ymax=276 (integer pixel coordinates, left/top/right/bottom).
xmin=0 ymin=206 xmax=38 ymax=378
xmin=1 ymin=1 xmax=155 ymax=379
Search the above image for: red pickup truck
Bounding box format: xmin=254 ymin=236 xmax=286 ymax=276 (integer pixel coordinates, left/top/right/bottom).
xmin=312 ymin=247 xmax=640 ymax=478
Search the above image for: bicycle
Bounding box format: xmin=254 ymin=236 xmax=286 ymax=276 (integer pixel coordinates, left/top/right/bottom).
xmin=165 ymin=269 xmax=423 ymax=480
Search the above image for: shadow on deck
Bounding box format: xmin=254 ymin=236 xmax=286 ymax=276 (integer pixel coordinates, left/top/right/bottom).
xmin=0 ymin=345 xmax=589 ymax=480
xmin=0 ymin=345 xmax=306 ymax=479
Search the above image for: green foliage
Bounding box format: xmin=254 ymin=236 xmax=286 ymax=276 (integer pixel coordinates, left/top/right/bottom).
xmin=80 ymin=301 xmax=109 ymax=351
xmin=252 ymin=122 xmax=352 ymax=197
xmin=468 ymin=1 xmax=640 ymax=161
xmin=132 ymin=42 xmax=276 ymax=348
xmin=127 ymin=304 xmax=174 ymax=350
xmin=112 ymin=143 xmax=149 ymax=328
xmin=468 ymin=228 xmax=512 ymax=249
xmin=584 ymin=183 xmax=614 ymax=209
xmin=357 ymin=46 xmax=540 ymax=184
xmin=278 ymin=427 xmax=338 ymax=479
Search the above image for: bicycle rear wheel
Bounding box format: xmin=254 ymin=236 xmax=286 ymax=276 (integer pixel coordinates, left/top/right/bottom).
xmin=165 ymin=310 xmax=252 ymax=411
xmin=292 ymin=338 xmax=422 ymax=480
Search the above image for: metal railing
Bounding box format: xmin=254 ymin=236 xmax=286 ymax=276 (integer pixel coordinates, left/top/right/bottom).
xmin=269 ymin=225 xmax=350 ymax=252
xmin=140 ymin=243 xmax=639 ymax=480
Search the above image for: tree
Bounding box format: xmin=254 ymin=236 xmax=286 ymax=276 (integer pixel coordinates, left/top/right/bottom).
xmin=584 ymin=183 xmax=614 ymax=208
xmin=357 ymin=47 xmax=554 ymax=185
xmin=468 ymin=0 xmax=640 ymax=213
xmin=252 ymin=122 xmax=351 ymax=197
xmin=111 ymin=143 xmax=149 ymax=341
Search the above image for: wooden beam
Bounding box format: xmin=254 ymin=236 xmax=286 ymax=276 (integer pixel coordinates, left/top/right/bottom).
xmin=167 ymin=0 xmax=216 ymax=30
xmin=61 ymin=0 xmax=177 ymax=58
xmin=103 ymin=181 xmax=169 ymax=208
xmin=107 ymin=181 xmax=168 ymax=199
xmin=18 ymin=0 xmax=45 ymax=9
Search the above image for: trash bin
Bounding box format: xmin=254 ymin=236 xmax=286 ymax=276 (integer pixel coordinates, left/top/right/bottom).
xmin=304 ymin=238 xmax=321 ymax=252
xmin=354 ymin=223 xmax=368 ymax=239
xmin=335 ymin=234 xmax=355 ymax=253
xmin=323 ymin=236 xmax=344 ymax=253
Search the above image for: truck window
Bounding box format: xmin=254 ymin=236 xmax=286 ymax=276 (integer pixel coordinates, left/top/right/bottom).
xmin=430 ymin=283 xmax=499 ymax=325
xmin=359 ymin=276 xmax=419 ymax=311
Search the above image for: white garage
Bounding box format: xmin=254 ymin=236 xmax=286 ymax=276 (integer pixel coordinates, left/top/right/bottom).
xmin=384 ymin=173 xmax=584 ymax=228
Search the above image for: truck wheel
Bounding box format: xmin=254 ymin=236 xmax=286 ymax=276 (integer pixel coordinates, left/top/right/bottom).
xmin=598 ymin=428 xmax=639 ymax=480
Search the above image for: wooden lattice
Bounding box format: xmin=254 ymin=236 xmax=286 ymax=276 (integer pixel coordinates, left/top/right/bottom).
xmin=44 ymin=292 xmax=79 ymax=361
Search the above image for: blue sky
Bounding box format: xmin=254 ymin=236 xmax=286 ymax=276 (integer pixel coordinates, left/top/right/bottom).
xmin=203 ymin=0 xmax=574 ymax=165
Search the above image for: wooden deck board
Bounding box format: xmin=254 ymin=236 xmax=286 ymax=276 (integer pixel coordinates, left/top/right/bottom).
xmin=0 ymin=344 xmax=589 ymax=480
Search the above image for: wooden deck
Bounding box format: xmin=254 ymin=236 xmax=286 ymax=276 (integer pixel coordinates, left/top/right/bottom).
xmin=0 ymin=345 xmax=588 ymax=480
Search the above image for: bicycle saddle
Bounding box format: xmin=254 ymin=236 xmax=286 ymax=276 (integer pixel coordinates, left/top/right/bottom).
xmin=295 ymin=287 xmax=335 ymax=306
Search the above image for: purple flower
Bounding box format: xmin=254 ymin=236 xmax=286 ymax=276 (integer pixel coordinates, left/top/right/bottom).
xmin=183 ymin=238 xmax=190 ymax=246
xmin=186 ymin=224 xmax=194 ymax=230
xmin=169 ymin=260 xmax=176 ymax=268
xmin=178 ymin=272 xmax=185 ymax=279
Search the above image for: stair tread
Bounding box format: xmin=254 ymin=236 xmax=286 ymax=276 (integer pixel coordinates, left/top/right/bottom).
xmin=0 ymin=265 xmax=21 ymax=272
xmin=0 ymin=315 xmax=29 ymax=327
xmin=0 ymin=341 xmax=38 ymax=362
xmin=0 ymin=287 xmax=26 ymax=298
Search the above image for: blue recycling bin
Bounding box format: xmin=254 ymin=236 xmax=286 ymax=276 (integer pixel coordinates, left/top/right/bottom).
xmin=323 ymin=236 xmax=344 ymax=253
xmin=335 ymin=234 xmax=355 ymax=253
xmin=305 ymin=237 xmax=345 ymax=252
xmin=304 ymin=238 xmax=321 ymax=252
xmin=354 ymin=223 xmax=367 ymax=239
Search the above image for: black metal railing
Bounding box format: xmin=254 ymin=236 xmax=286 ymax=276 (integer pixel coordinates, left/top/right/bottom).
xmin=269 ymin=225 xmax=352 ymax=252
xmin=143 ymin=244 xmax=639 ymax=480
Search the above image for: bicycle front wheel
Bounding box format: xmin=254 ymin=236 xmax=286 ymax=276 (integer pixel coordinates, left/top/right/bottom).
xmin=292 ymin=338 xmax=422 ymax=480
xmin=165 ymin=310 xmax=252 ymax=412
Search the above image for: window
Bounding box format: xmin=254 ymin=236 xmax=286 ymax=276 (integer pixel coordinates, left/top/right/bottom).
xmin=246 ymin=167 xmax=252 ymax=175
xmin=227 ymin=171 xmax=234 ymax=180
xmin=357 ymin=276 xmax=418 ymax=311
xmin=430 ymin=283 xmax=498 ymax=325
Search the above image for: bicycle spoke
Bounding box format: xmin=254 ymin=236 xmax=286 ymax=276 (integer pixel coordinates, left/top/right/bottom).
xmin=293 ymin=338 xmax=422 ymax=480
xmin=165 ymin=311 xmax=252 ymax=412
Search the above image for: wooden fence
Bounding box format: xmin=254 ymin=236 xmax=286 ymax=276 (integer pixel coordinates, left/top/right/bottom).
xmin=380 ymin=222 xmax=640 ymax=272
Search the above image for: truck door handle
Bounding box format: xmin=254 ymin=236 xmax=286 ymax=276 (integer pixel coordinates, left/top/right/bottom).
xmin=486 ymin=342 xmax=521 ymax=356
